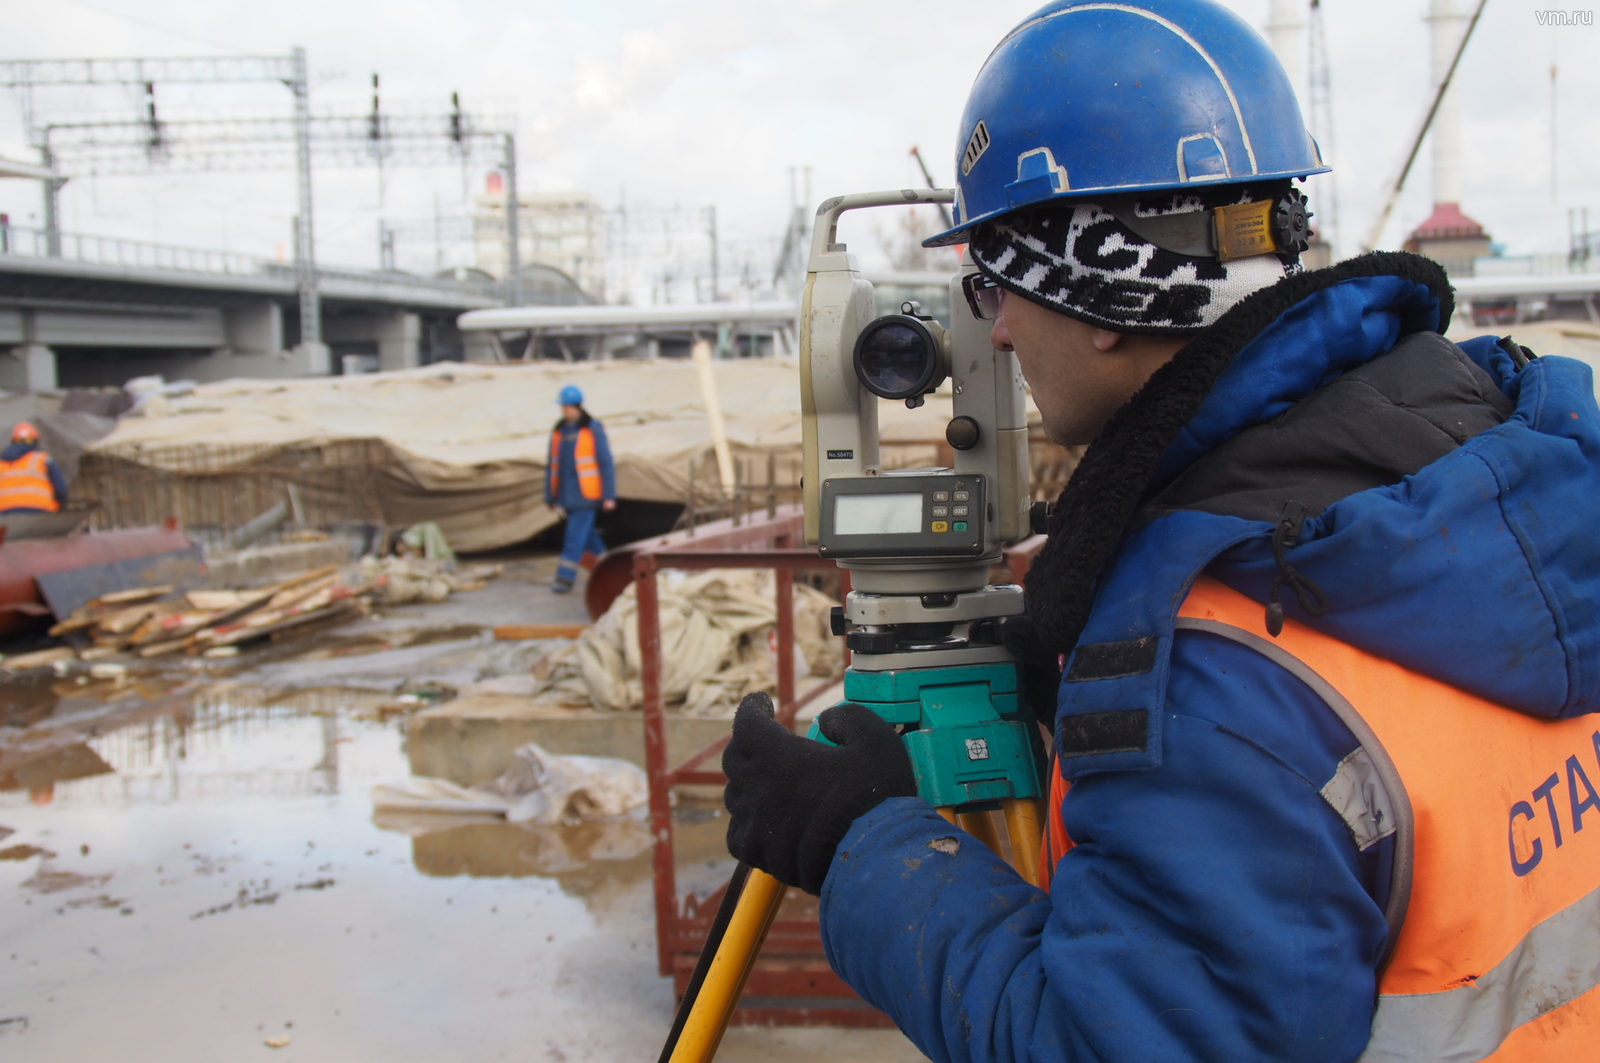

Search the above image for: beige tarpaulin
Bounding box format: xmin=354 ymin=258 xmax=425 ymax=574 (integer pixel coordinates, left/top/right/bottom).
xmin=531 ymin=568 xmax=839 ymax=717
xmin=86 ymin=359 xmax=964 ymax=551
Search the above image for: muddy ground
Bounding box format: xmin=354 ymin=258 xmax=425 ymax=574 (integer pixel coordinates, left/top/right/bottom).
xmin=0 ymin=557 xmax=927 ymax=1061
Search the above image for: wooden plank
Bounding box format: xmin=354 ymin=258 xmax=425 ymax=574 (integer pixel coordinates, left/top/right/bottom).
xmin=180 ymin=589 xmax=277 ymax=647
xmin=95 ymin=585 xmax=173 ymax=606
xmin=493 ymin=623 xmax=588 ymax=641
xmin=1 ymin=646 xmax=75 ymax=671
xmin=186 ymin=590 xmax=244 ymax=611
xmin=203 ymin=600 xmax=361 ymax=648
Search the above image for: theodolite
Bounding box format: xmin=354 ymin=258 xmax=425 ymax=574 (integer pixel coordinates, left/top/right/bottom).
xmin=661 ymin=189 xmax=1045 ymax=1063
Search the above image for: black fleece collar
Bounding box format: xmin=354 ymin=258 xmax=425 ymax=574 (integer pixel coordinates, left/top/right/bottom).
xmin=1025 ymin=251 xmax=1455 ymax=656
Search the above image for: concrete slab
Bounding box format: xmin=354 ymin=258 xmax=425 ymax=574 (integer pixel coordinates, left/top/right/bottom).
xmin=408 ymin=694 xmax=735 ymax=785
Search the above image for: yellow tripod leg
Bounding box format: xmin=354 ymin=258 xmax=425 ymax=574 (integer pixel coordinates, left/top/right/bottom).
xmin=667 ymin=868 xmax=788 ymax=1063
xmin=1002 ymin=797 xmax=1045 ymax=888
xmin=956 ymin=809 xmax=1003 ymax=856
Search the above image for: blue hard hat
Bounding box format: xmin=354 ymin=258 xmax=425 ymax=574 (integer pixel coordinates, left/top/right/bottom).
xmin=558 ymin=385 xmax=584 ymax=406
xmin=926 ymin=0 xmax=1328 ymax=246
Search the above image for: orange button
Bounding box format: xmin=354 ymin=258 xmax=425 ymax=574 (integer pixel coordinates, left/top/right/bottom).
xmin=931 ymin=521 xmax=949 ymax=533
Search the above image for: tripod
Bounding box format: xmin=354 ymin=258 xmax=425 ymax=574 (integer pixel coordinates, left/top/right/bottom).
xmin=659 ymin=589 xmax=1047 ymax=1063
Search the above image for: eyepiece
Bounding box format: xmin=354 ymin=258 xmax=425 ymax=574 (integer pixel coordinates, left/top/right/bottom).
xmin=853 ymin=315 xmax=943 ymax=401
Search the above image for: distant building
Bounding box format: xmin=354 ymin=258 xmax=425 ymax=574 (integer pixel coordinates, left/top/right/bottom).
xmin=1403 ymin=0 xmax=1492 ymax=279
xmin=1404 ymin=202 xmax=1493 ymax=278
xmin=474 ymin=175 xmax=604 ymax=298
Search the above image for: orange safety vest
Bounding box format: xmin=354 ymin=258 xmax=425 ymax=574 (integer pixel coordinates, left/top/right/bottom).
xmin=1045 ymin=575 xmax=1600 ymax=1060
xmin=547 ymin=424 xmax=604 ymax=502
xmin=0 ymin=449 xmax=59 ymax=512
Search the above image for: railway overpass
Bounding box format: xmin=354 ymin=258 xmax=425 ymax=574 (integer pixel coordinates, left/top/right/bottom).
xmin=0 ymin=223 xmax=587 ymax=390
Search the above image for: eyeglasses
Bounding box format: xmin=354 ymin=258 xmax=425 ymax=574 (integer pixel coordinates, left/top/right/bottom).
xmin=962 ymin=272 xmax=1005 ymax=321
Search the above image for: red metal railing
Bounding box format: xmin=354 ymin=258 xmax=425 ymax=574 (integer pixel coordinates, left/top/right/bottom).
xmin=634 ymin=508 xmax=1048 ymax=1026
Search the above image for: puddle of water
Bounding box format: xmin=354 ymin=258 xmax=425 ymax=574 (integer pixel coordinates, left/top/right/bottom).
xmin=0 ymin=684 xmax=682 ymax=1061
xmin=0 ymin=679 xmax=929 ymax=1062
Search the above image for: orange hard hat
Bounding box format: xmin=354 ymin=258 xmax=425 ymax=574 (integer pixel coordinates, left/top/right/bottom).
xmin=10 ymin=421 xmax=39 ymax=444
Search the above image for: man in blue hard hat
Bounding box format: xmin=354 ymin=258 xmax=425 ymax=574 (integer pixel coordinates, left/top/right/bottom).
xmin=722 ymin=0 xmax=1600 ymax=1059
xmin=545 ymin=384 xmax=616 ymax=593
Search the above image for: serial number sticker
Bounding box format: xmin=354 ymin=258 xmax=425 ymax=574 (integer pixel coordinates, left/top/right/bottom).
xmin=965 ymin=738 xmax=990 ymax=761
xmin=826 ymin=450 xmax=854 ymax=460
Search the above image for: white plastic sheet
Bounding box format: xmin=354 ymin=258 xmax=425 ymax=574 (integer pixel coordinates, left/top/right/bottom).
xmin=371 ymin=742 xmax=648 ymax=825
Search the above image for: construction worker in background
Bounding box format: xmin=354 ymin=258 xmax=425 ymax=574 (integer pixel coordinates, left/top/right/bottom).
xmin=0 ymin=422 xmax=67 ymax=514
xmin=545 ymin=385 xmax=616 ymax=594
xmin=722 ymin=1 xmax=1600 ymax=1059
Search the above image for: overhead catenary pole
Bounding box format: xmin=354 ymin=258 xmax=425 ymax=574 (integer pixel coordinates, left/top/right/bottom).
xmin=39 ymin=141 xmax=62 ymax=256
xmin=1362 ymin=0 xmax=1489 ymax=252
xmin=504 ymin=132 xmax=521 ymax=304
xmin=707 ymin=206 xmax=718 ymax=302
xmin=289 ymin=46 xmax=323 ymax=367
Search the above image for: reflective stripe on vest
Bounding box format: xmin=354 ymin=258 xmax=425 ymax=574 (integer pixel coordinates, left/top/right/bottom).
xmin=547 ymin=426 xmax=603 ymax=502
xmin=0 ymin=450 xmax=59 ymax=512
xmin=1174 ymin=575 xmax=1600 ymax=1062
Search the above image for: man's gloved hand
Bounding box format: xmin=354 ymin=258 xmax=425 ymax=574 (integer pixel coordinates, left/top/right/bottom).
xmin=723 ymin=692 xmax=918 ymax=895
xmin=997 ymin=612 xmax=1063 ymax=732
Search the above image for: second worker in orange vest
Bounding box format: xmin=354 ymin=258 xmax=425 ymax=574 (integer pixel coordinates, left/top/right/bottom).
xmin=545 ymin=385 xmax=616 ymax=594
xmin=0 ymin=421 xmax=68 ymax=514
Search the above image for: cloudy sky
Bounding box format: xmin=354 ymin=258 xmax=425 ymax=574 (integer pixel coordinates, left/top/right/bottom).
xmin=0 ymin=0 xmax=1594 ymax=292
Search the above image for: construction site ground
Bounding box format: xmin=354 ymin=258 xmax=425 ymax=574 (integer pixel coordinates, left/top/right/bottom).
xmin=0 ymin=553 xmax=927 ymax=1061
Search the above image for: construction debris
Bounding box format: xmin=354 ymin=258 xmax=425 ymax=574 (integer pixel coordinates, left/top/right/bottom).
xmin=358 ymin=556 xmax=504 ymax=605
xmin=2 ymin=559 xmax=505 ymax=668
xmin=371 ymin=741 xmax=648 ymax=825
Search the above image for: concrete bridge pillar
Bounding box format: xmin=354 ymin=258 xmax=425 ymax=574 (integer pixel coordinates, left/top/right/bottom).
xmin=7 ymin=344 xmax=57 ymax=391
xmin=376 ymin=311 xmax=422 ymax=372
xmin=225 ymin=302 xmax=284 ymax=359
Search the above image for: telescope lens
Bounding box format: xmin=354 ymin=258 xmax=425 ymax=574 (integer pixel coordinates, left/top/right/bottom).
xmin=854 ymin=317 xmax=939 ymax=400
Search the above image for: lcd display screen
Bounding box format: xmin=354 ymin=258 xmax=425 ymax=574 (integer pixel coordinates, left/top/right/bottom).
xmin=833 ymin=493 xmax=923 ymax=536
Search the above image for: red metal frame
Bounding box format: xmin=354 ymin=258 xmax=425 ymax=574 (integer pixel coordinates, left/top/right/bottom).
xmin=635 ymin=510 xmax=1049 ymax=1027
xmin=633 ymin=507 xmax=887 ymax=1026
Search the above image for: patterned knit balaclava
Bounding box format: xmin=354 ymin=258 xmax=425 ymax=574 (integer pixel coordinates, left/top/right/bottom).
xmin=968 ymin=186 xmax=1300 ymax=335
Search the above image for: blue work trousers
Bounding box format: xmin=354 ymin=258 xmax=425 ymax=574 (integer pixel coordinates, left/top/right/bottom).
xmin=556 ymin=507 xmax=606 ymax=583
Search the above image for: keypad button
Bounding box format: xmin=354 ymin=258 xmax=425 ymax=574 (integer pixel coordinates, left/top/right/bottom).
xmin=953 ymin=491 xmax=970 ymax=501
xmin=931 ymin=521 xmax=949 ymax=533
xmin=951 ymin=506 xmax=968 ymax=517
xmin=952 ymin=521 xmax=968 ymax=532
xmin=931 ymin=506 xmax=949 ymax=517
xmin=932 ymin=491 xmax=950 ymax=502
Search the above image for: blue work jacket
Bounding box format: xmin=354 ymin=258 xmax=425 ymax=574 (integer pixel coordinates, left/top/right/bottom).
xmin=818 ymin=258 xmax=1600 ymax=1062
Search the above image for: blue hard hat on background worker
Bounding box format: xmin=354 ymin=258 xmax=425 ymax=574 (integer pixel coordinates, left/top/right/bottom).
xmin=558 ymin=385 xmax=584 ymax=407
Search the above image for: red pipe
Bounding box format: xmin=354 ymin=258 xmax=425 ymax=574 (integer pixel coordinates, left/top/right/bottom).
xmin=0 ymin=522 xmax=193 ymax=636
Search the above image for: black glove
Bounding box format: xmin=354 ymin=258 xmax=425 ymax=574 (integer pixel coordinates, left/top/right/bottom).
xmin=997 ymin=612 xmax=1063 ymax=731
xmin=723 ymin=693 xmax=918 ymax=895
